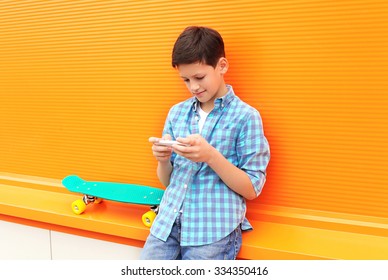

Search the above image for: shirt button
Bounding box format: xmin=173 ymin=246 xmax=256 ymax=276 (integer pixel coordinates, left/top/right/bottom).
xmin=184 ymin=184 xmax=187 ymax=189
xmin=174 ymin=209 xmax=177 ymax=213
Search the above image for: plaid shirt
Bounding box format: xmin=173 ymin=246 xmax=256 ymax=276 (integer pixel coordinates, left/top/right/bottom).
xmin=150 ymin=85 xmax=270 ymax=246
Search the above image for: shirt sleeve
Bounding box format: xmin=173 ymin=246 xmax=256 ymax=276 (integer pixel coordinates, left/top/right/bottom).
xmin=236 ymin=108 xmax=270 ymax=197
xmin=162 ymin=107 xmax=177 ymax=164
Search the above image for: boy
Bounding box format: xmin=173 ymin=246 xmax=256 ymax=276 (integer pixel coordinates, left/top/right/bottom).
xmin=140 ymin=26 xmax=270 ymax=260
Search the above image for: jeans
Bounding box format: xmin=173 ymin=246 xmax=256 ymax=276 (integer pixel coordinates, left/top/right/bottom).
xmin=140 ymin=213 xmax=242 ymax=260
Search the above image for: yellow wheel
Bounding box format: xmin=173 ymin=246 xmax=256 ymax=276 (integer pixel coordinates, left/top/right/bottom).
xmin=142 ymin=211 xmax=157 ymax=227
xmin=94 ymin=198 xmax=103 ymax=204
xmin=72 ymin=199 xmax=86 ymax=215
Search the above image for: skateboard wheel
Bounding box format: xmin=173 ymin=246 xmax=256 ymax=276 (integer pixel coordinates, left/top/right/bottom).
xmin=142 ymin=211 xmax=157 ymax=227
xmin=72 ymin=199 xmax=86 ymax=215
xmin=94 ymin=198 xmax=103 ymax=204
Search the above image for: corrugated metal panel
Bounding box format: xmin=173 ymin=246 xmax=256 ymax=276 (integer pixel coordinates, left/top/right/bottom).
xmin=1 ymin=0 xmax=387 ymax=218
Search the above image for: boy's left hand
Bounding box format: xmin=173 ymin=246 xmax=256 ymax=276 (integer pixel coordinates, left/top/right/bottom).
xmin=173 ymin=134 xmax=215 ymax=163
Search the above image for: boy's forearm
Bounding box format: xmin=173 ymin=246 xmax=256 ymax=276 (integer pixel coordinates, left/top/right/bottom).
xmin=206 ymin=147 xmax=257 ymax=200
xmin=157 ymin=160 xmax=173 ymax=187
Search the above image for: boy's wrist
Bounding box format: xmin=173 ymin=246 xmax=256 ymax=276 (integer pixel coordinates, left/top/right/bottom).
xmin=205 ymin=145 xmax=219 ymax=166
xmin=158 ymin=159 xmax=171 ymax=166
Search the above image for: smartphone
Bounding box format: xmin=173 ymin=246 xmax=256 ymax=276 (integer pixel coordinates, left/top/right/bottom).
xmin=157 ymin=140 xmax=189 ymax=146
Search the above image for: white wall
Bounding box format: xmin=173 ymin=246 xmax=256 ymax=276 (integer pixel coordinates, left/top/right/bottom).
xmin=0 ymin=220 xmax=51 ymax=259
xmin=0 ymin=220 xmax=142 ymax=260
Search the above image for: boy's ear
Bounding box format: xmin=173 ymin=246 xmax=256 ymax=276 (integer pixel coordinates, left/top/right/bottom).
xmin=219 ymin=57 xmax=229 ymax=75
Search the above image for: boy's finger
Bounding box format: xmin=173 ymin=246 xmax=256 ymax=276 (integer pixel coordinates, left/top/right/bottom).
xmin=177 ymin=136 xmax=199 ymax=145
xmin=162 ymin=134 xmax=172 ymax=140
xmin=149 ymin=137 xmax=160 ymax=143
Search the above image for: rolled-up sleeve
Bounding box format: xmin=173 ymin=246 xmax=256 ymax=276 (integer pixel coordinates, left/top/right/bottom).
xmin=236 ymin=109 xmax=270 ymax=197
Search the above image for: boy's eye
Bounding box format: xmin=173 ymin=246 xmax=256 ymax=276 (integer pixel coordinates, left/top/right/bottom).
xmin=182 ymin=76 xmax=204 ymax=83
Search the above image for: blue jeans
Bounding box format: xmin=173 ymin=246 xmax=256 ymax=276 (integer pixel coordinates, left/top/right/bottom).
xmin=140 ymin=214 xmax=242 ymax=260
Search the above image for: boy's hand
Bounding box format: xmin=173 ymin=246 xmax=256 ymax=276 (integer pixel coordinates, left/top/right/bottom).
xmin=149 ymin=134 xmax=173 ymax=163
xmin=173 ymin=134 xmax=215 ymax=163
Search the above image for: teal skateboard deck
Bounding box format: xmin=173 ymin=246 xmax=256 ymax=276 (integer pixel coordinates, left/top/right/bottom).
xmin=62 ymin=175 xmax=164 ymax=227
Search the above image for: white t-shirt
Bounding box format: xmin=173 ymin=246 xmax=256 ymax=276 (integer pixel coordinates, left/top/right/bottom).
xmin=198 ymin=105 xmax=209 ymax=134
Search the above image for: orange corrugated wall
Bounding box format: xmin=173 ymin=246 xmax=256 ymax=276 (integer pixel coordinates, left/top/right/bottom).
xmin=1 ymin=0 xmax=387 ymax=218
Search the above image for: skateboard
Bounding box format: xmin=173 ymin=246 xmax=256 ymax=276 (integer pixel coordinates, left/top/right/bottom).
xmin=62 ymin=175 xmax=164 ymax=227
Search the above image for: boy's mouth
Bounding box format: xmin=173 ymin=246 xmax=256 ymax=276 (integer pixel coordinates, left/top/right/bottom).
xmin=193 ymin=90 xmax=206 ymax=97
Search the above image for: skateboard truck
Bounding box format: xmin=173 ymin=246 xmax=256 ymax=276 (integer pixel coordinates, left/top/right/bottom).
xmin=83 ymin=195 xmax=102 ymax=205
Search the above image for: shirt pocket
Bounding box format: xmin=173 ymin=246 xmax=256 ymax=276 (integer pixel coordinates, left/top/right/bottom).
xmin=211 ymin=133 xmax=238 ymax=161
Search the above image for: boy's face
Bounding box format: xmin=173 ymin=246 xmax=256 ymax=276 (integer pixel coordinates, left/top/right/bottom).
xmin=177 ymin=58 xmax=228 ymax=111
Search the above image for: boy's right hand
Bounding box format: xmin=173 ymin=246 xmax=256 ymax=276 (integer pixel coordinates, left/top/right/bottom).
xmin=149 ymin=134 xmax=173 ymax=162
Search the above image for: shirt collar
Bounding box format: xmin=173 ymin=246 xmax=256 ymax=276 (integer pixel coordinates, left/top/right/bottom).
xmin=191 ymin=84 xmax=235 ymax=112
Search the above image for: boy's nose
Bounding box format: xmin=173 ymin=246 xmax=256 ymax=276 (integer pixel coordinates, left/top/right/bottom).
xmin=191 ymin=83 xmax=200 ymax=93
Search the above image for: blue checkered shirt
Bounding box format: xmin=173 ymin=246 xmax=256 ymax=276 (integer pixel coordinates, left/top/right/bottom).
xmin=150 ymin=85 xmax=270 ymax=246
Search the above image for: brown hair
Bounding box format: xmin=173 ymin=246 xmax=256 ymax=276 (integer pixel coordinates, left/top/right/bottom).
xmin=172 ymin=26 xmax=225 ymax=68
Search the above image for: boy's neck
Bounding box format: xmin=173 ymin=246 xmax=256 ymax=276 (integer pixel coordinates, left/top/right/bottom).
xmin=200 ymin=84 xmax=228 ymax=113
xmin=200 ymin=102 xmax=213 ymax=113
